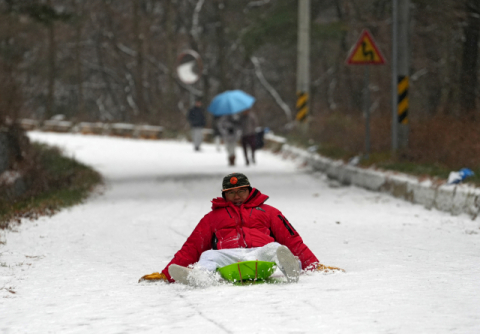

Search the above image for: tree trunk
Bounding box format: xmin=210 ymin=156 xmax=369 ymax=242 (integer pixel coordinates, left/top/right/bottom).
xmin=335 ymin=0 xmax=355 ymax=113
xmin=132 ymin=0 xmax=146 ymax=118
xmin=94 ymin=30 xmax=122 ymax=121
xmin=73 ymin=0 xmax=85 ymax=118
xmin=164 ymin=0 xmax=177 ymax=126
xmin=215 ymin=0 xmax=230 ymax=91
xmin=460 ymin=0 xmax=480 ymax=117
xmin=46 ymin=0 xmax=56 ymax=120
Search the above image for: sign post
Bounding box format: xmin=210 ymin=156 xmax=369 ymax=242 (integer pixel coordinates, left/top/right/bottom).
xmin=346 ymin=29 xmax=386 ymax=159
xmin=175 ymin=50 xmax=203 ymax=106
xmin=392 ymin=0 xmax=398 ymax=152
xmin=397 ymin=0 xmax=410 ymax=150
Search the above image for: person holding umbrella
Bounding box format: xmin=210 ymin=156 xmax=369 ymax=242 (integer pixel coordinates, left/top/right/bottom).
xmin=207 ymin=90 xmax=256 ymax=166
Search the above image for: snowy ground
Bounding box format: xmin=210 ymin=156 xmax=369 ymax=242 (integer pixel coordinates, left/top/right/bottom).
xmin=1 ymin=132 xmax=480 ymax=334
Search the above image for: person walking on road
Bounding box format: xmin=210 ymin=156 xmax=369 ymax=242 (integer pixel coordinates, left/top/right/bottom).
xmin=212 ymin=115 xmax=222 ymax=152
xmin=187 ymin=98 xmax=206 ymax=151
xmin=206 ymin=90 xmax=257 ymax=159
xmin=240 ymin=109 xmax=258 ymax=166
xmin=218 ymin=114 xmax=241 ymax=166
xmin=139 ymin=173 xmax=344 ymax=286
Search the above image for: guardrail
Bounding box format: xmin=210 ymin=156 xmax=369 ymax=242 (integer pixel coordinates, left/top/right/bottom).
xmin=18 ymin=119 xmax=164 ymax=139
xmin=43 ymin=120 xmax=74 ymax=133
xmin=77 ymin=122 xmax=110 ymax=135
xmin=279 ymin=144 xmax=480 ymax=220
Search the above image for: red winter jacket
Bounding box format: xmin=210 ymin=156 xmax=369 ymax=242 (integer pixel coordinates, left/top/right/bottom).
xmin=161 ymin=188 xmax=319 ymax=282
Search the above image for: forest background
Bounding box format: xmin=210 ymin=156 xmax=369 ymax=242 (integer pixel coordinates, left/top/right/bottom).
xmin=1 ymin=0 xmax=480 ymax=178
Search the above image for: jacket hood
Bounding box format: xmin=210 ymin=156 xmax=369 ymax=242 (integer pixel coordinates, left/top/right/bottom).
xmin=211 ymin=187 xmax=268 ymax=209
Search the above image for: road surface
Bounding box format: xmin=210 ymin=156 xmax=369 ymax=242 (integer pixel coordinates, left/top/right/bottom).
xmin=1 ymin=132 xmax=479 ymax=333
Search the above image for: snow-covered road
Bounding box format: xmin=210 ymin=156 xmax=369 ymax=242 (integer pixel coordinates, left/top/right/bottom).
xmin=1 ymin=132 xmax=479 ymax=333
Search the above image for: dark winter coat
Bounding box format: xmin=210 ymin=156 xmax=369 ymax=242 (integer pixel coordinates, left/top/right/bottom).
xmin=187 ymin=106 xmax=206 ymax=128
xmin=240 ymin=111 xmax=258 ymax=136
xmin=217 ymin=114 xmax=241 ymax=142
xmin=161 ymin=188 xmax=319 ymax=282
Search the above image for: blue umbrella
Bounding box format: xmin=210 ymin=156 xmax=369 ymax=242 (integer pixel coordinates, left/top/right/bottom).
xmin=207 ymin=90 xmax=256 ymax=116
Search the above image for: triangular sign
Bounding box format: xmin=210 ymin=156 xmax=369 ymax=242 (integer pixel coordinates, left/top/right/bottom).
xmin=346 ymin=29 xmax=386 ymax=65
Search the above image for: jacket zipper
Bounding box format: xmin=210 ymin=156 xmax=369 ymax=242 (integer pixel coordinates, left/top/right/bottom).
xmin=238 ymin=205 xmax=247 ymax=247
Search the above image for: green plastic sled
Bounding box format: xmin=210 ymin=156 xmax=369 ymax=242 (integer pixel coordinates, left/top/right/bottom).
xmin=217 ymin=261 xmax=277 ymax=283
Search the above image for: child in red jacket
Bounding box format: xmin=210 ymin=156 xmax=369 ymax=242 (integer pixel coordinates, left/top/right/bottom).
xmin=139 ymin=173 xmax=342 ymax=285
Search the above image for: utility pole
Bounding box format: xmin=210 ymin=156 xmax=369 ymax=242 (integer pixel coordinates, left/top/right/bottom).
xmin=392 ymin=0 xmax=410 ymax=152
xmin=296 ymin=0 xmax=310 ymax=129
xmin=391 ymin=0 xmax=398 ymax=152
xmin=397 ymin=0 xmax=410 ymax=149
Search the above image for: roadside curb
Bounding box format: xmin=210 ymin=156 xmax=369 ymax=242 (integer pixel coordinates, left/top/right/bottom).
xmin=278 ymin=143 xmax=480 ymax=220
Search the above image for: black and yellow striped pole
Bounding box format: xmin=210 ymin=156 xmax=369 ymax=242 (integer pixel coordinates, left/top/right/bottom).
xmin=296 ymin=92 xmax=308 ymax=122
xmin=397 ymin=75 xmax=408 ymax=125
xmin=392 ymin=0 xmax=409 ymax=151
xmin=296 ymin=0 xmax=310 ymax=129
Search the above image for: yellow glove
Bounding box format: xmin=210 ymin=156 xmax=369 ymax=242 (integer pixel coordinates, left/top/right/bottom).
xmin=138 ymin=272 xmax=168 ymax=283
xmin=316 ymin=264 xmax=345 ymax=273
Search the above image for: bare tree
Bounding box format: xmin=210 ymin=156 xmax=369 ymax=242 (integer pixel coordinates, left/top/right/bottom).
xmin=460 ymin=0 xmax=480 ymax=117
xmin=73 ymin=0 xmax=85 ymax=117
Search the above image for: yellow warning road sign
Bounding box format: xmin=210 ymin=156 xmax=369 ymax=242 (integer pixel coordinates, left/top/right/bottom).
xmin=346 ymin=29 xmax=386 ymax=65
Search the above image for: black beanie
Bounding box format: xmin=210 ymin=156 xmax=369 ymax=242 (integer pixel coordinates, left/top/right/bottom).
xmin=221 ymin=173 xmax=252 ymax=198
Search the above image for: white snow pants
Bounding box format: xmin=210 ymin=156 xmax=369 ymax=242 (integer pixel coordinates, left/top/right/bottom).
xmin=191 ymin=127 xmax=203 ymax=150
xmin=224 ymin=138 xmax=236 ymax=157
xmin=197 ymin=242 xmax=298 ymax=272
